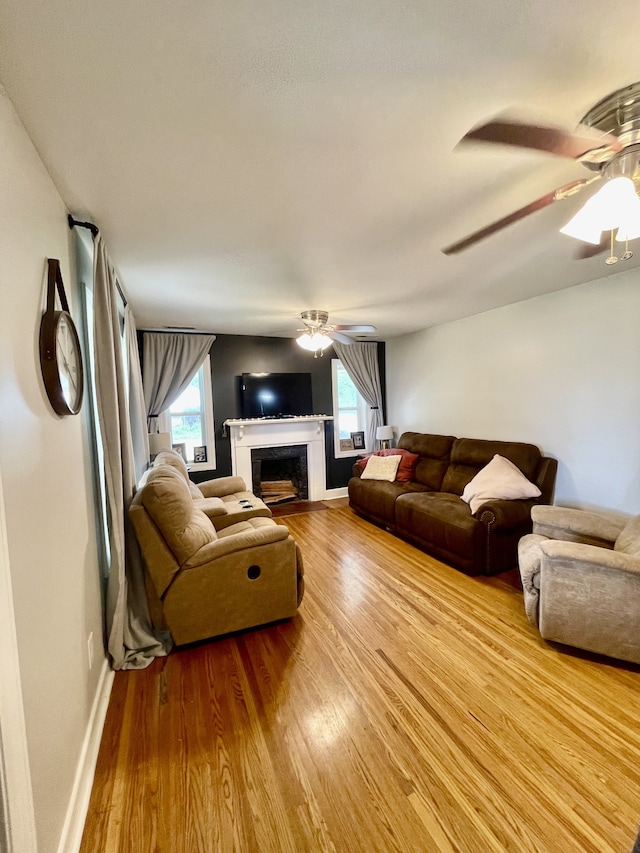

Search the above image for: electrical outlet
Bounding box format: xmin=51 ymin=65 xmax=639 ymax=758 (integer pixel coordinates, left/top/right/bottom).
xmin=87 ymin=632 xmax=94 ymax=670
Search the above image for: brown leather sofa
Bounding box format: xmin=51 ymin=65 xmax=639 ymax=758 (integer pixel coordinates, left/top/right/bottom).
xmin=348 ymin=432 xmax=557 ymax=576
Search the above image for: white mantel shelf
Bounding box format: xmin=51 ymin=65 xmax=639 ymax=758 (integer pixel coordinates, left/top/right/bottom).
xmin=224 ymin=416 xmax=334 ymax=501
xmin=224 ymin=415 xmax=333 ymax=439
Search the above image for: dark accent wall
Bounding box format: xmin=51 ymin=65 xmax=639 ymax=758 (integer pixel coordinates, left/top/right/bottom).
xmin=190 ymin=334 xmax=385 ymax=490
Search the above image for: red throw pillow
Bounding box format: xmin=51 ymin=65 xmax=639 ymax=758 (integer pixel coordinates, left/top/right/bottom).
xmin=355 ymin=448 xmax=419 ymax=482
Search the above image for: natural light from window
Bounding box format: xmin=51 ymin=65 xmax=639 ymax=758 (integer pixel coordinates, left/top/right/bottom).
xmin=158 ymin=356 xmax=216 ymax=469
xmin=332 ymin=359 xmax=368 ymax=457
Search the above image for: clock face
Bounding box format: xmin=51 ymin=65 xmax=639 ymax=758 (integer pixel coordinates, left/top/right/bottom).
xmin=39 ymin=309 xmax=84 ymax=416
xmin=56 ymin=313 xmax=83 ymax=411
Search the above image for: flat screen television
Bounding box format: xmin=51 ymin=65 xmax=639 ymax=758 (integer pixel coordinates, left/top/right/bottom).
xmin=240 ymin=372 xmax=314 ymax=418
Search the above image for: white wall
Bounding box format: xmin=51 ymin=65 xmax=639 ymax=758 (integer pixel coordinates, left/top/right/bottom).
xmin=0 ymin=84 xmax=106 ymax=852
xmin=387 ymin=270 xmax=640 ymax=514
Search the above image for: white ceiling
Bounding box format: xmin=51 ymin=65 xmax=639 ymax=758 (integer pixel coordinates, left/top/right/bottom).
xmin=2 ymin=0 xmax=640 ymax=340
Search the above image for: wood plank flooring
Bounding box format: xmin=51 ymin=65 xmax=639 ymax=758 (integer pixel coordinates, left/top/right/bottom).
xmin=80 ymin=499 xmax=640 ymax=853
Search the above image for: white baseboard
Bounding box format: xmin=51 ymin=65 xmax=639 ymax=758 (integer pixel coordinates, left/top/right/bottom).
xmin=57 ymin=658 xmax=114 ymax=853
xmin=324 ymin=487 xmax=348 ymax=500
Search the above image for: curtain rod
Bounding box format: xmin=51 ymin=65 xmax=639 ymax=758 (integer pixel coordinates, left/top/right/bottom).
xmin=68 ymin=214 xmax=128 ymax=306
xmin=139 ymin=328 xmax=218 ymax=336
xmin=67 ymin=214 xmax=99 ymax=237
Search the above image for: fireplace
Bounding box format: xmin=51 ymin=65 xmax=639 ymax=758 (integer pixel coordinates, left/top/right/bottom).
xmin=251 ymin=445 xmax=308 ymax=504
xmin=224 ymin=416 xmax=333 ymax=502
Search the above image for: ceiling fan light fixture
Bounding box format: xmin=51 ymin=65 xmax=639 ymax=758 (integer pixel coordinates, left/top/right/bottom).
xmin=560 ymin=177 xmax=640 ymax=244
xmin=559 ymin=207 xmax=603 ymax=245
xmin=615 ymin=190 xmax=640 ymax=241
xmin=296 ymin=331 xmax=332 ymax=352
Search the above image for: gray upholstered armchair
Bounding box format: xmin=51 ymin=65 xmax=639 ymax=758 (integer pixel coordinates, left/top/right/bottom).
xmin=518 ymin=505 xmax=640 ymax=664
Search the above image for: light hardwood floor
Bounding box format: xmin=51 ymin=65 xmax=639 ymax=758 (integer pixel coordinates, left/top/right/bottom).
xmin=81 ymin=499 xmax=640 ymax=853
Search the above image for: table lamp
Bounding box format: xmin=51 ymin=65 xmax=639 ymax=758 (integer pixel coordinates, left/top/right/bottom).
xmin=376 ymin=425 xmax=394 ymax=449
xmin=148 ymin=431 xmax=171 ymax=459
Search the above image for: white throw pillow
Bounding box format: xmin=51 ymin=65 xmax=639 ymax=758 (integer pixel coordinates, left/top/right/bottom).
xmin=461 ymin=454 xmax=541 ymax=515
xmin=361 ymin=453 xmax=402 ymax=482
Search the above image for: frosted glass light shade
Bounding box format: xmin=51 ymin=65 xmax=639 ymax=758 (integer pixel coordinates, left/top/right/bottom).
xmin=297 ymin=332 xmax=332 ymax=352
xmin=561 ymin=177 xmax=640 ymax=244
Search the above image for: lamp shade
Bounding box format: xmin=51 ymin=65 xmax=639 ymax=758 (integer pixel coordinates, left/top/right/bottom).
xmin=376 ymin=426 xmax=394 ymax=441
xmin=148 ymin=432 xmax=171 ymax=456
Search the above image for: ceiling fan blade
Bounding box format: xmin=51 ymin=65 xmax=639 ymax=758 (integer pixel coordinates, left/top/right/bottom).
xmin=332 ymin=324 xmax=377 ymax=333
xmin=442 ymin=178 xmax=593 ymax=255
xmin=329 ymin=331 xmax=356 ymax=345
xmin=461 ymin=118 xmax=622 ymax=160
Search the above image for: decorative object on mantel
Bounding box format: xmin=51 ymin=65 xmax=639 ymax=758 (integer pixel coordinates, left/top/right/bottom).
xmin=376 ymin=425 xmax=394 ymax=449
xmin=39 ymin=258 xmax=85 ymax=416
xmin=442 ymin=81 xmax=640 ymax=265
xmin=296 ymin=310 xmax=376 ymax=358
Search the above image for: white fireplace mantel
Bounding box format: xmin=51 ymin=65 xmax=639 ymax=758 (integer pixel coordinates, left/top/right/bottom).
xmin=224 ymin=416 xmax=333 ymax=501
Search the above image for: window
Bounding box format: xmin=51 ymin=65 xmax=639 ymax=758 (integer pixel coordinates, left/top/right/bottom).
xmin=158 ymin=356 xmax=216 ymax=471
xmin=331 ymin=359 xmax=369 ymax=458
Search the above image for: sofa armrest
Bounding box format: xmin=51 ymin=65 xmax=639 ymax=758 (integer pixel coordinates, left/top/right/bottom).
xmin=535 ymin=456 xmax=558 ymax=505
xmin=183 ymin=523 xmax=289 ymax=567
xmin=198 ymin=476 xmax=248 ymax=498
xmin=531 ymin=505 xmax=627 ymax=547
xmin=539 ymin=539 xmax=640 ymax=577
xmin=477 ymin=498 xmax=537 ymax=532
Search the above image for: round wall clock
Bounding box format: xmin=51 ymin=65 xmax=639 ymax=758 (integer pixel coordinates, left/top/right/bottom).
xmin=39 ymin=258 xmax=84 ymax=416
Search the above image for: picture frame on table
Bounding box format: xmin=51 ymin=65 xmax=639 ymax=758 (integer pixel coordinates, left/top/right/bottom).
xmin=339 ymin=438 xmax=354 ymax=452
xmin=350 ymin=431 xmax=365 ymax=450
xmin=172 ymin=443 xmax=187 ymax=462
xmin=193 ymin=445 xmax=207 ymax=463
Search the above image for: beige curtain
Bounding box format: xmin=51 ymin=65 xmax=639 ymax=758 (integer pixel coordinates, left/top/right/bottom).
xmin=93 ymin=236 xmax=171 ymax=669
xmin=332 ymin=341 xmax=384 ymax=451
xmin=142 ymin=331 xmax=215 ymax=431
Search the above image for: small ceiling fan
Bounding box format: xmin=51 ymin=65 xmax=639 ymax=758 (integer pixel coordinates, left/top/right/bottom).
xmin=442 ymin=81 xmax=640 ymax=264
xmin=296 ymin=309 xmax=376 ymax=356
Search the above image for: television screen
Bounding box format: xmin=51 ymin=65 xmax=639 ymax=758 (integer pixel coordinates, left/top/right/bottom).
xmin=240 ymin=372 xmax=313 ymax=418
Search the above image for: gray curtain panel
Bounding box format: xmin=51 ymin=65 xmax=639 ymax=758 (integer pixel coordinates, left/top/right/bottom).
xmin=93 ymin=236 xmax=171 ymax=670
xmin=142 ymin=331 xmax=215 ymax=431
xmin=332 ymin=341 xmax=384 ymax=451
xmin=126 ymin=307 xmax=150 ymax=483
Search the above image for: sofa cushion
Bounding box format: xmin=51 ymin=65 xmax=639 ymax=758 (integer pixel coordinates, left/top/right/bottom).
xmin=356 ymin=448 xmax=420 ymax=482
xmin=361 ymin=454 xmax=403 ymax=481
xmin=397 ymin=432 xmax=455 ymax=490
xmin=192 ymin=497 xmax=228 ymax=518
xmin=348 ymin=476 xmax=425 ymax=527
xmin=461 ymin=454 xmax=541 ymax=515
xmin=614 ymin=513 xmax=640 ymax=558
xmin=140 ymin=466 xmax=217 ymax=564
xmin=154 ymin=448 xmax=189 ymax=479
xmin=395 ymin=492 xmax=487 ymax=575
xmin=213 ymin=491 xmax=272 ymax=530
xmin=442 ymin=438 xmax=542 ymax=496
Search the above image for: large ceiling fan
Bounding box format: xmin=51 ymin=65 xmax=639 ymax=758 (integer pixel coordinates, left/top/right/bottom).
xmin=296 ymin=309 xmax=376 ymax=356
xmin=442 ymin=81 xmax=640 ymax=264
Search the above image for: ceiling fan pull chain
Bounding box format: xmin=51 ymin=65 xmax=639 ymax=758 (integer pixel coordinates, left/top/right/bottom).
xmin=621 ymin=238 xmax=634 ymax=261
xmin=605 ymin=230 xmax=618 ymax=265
